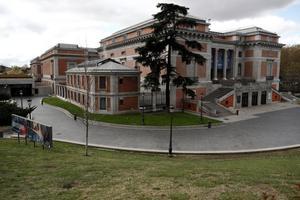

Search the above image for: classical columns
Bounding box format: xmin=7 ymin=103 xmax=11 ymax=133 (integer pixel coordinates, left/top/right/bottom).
xmin=223 ymin=49 xmax=228 ymax=80
xmin=213 ymin=48 xmax=218 ymax=80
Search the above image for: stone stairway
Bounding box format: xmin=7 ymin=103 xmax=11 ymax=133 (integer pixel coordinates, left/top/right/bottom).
xmin=202 ymin=102 xmax=233 ymax=117
xmin=203 ymin=87 xmax=234 ymax=102
xmin=202 ymin=87 xmax=234 ymax=117
xmin=279 ymin=92 xmax=300 ymax=103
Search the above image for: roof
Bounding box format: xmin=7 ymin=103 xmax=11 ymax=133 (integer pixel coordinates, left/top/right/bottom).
xmin=102 ymin=15 xmax=208 ymax=41
xmin=223 ymin=26 xmax=278 ymax=36
xmin=67 ymin=58 xmax=139 ymax=74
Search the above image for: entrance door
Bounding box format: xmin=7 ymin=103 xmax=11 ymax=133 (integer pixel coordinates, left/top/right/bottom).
xmin=252 ymin=92 xmax=258 ymax=106
xmin=242 ymin=92 xmax=248 ymax=107
xmin=261 ymin=91 xmax=267 ymax=105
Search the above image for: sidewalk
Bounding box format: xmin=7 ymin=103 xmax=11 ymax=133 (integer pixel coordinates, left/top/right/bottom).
xmin=218 ymin=102 xmax=299 ymax=123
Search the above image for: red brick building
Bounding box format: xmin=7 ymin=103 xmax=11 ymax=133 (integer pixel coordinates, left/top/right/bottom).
xmin=59 ymin=58 xmax=140 ymax=114
xmin=30 ymin=43 xmax=98 ymax=93
xmin=98 ymin=16 xmax=284 ymax=116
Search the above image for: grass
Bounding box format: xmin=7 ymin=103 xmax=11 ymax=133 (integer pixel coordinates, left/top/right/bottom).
xmin=0 ymin=139 xmax=299 ymax=200
xmin=43 ymin=97 xmax=220 ymax=126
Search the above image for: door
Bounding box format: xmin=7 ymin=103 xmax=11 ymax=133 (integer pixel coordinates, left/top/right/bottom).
xmin=252 ymin=92 xmax=258 ymax=106
xmin=261 ymin=91 xmax=267 ymax=105
xmin=242 ymin=92 xmax=248 ymax=107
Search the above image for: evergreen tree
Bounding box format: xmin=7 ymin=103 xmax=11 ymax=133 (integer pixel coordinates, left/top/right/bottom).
xmin=135 ymin=3 xmax=206 ymax=110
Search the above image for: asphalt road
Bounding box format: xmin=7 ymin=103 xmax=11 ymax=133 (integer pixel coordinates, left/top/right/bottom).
xmin=20 ymin=97 xmax=300 ymax=152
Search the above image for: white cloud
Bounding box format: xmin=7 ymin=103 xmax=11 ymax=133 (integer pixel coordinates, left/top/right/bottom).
xmin=0 ymin=0 xmax=299 ymax=66
xmin=210 ymin=15 xmax=300 ymax=44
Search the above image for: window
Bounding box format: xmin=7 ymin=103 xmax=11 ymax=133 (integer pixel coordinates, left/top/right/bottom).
xmin=238 ymin=63 xmax=242 ymax=76
xmin=67 ymin=62 xmax=77 ymax=69
xmin=77 ymin=93 xmax=80 ymax=102
xmin=100 ymin=97 xmax=106 ymax=110
xmin=137 ymin=30 xmax=141 ymax=36
xmin=119 ymin=77 xmax=123 ymax=84
xmin=267 ymin=62 xmax=273 ymax=76
xmin=99 ymin=76 xmax=106 ymax=89
xmin=110 ymin=53 xmax=114 ymax=57
xmin=237 ymin=95 xmax=241 ymax=104
xmin=112 ymin=38 xmax=115 ymax=43
xmin=238 ymin=51 xmax=243 ymax=57
xmin=119 ymin=97 xmax=124 ymax=105
xmin=121 ymin=51 xmax=126 ymax=56
xmin=120 ymin=58 xmax=127 ymax=65
xmin=77 ymin=75 xmax=80 ymax=87
xmin=123 ymin=34 xmax=127 ymax=40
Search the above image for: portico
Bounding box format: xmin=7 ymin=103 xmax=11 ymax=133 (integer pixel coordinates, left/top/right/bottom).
xmin=211 ymin=47 xmax=235 ymax=81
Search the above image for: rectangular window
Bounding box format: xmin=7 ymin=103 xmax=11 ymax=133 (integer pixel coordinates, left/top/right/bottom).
xmin=67 ymin=62 xmax=77 ymax=69
xmin=267 ymin=62 xmax=273 ymax=76
xmin=77 ymin=75 xmax=80 ymax=87
xmin=100 ymin=97 xmax=106 ymax=110
xmin=99 ymin=76 xmax=106 ymax=89
xmin=119 ymin=98 xmax=124 ymax=105
xmin=110 ymin=53 xmax=114 ymax=57
xmin=238 ymin=63 xmax=242 ymax=76
xmin=119 ymin=77 xmax=123 ymax=84
xmin=238 ymin=51 xmax=243 ymax=57
xmin=121 ymin=51 xmax=126 ymax=56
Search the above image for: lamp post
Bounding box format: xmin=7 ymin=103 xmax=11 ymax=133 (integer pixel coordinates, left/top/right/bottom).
xmin=139 ymin=92 xmax=145 ymax=125
xmin=200 ymin=96 xmax=203 ymax=122
xmin=27 ymin=99 xmax=32 ymax=119
xmin=168 ymin=105 xmax=174 ymax=157
xmin=19 ymin=90 xmax=23 ymax=109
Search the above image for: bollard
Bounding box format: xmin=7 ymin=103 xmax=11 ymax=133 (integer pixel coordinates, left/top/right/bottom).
xmin=208 ymin=122 xmax=212 ymax=128
xmin=74 ymin=114 xmax=77 ymax=120
xmin=236 ymin=110 xmax=239 ymax=115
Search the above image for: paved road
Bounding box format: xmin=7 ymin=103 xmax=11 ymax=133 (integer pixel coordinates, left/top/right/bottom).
xmin=20 ymin=97 xmax=300 ymax=152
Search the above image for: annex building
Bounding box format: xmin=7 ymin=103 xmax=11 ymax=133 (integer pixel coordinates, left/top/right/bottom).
xmin=97 ymin=16 xmax=283 ymax=115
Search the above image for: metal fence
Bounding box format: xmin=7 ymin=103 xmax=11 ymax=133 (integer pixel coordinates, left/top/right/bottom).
xmin=139 ymin=91 xmax=166 ymax=107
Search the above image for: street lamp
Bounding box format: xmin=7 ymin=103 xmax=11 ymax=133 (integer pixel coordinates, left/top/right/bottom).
xmin=19 ymin=90 xmax=23 ymax=109
xmin=139 ymin=92 xmax=145 ymax=125
xmin=200 ymin=96 xmax=203 ymax=122
xmin=27 ymin=99 xmax=32 ymax=119
xmin=168 ymin=105 xmax=174 ymax=157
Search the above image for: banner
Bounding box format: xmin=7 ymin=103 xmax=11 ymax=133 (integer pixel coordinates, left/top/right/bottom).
xmin=11 ymin=114 xmax=53 ymax=148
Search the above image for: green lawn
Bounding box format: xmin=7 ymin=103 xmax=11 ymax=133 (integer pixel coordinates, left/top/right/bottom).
xmin=0 ymin=139 xmax=299 ymax=199
xmin=43 ymin=97 xmax=220 ymax=126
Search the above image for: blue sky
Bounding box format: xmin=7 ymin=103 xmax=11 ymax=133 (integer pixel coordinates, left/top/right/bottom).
xmin=0 ymin=0 xmax=299 ymax=67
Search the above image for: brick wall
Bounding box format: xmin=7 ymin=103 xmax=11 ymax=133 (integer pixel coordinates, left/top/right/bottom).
xmin=262 ymin=50 xmax=278 ymax=58
xmin=119 ymin=77 xmax=138 ymax=92
xmin=119 ymin=96 xmax=139 ymax=111
xmin=220 ymin=95 xmax=234 ymax=108
xmin=41 ymin=58 xmax=53 ymax=76
xmin=245 ymin=50 xmax=254 ymax=57
xmin=244 ymin=61 xmax=253 ymax=77
xmin=272 ymin=91 xmax=281 ymax=102
xmin=261 ymin=62 xmax=267 ymax=78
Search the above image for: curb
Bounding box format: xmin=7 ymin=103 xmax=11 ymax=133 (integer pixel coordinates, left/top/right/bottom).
xmin=54 ymin=138 xmax=300 ymax=155
xmin=43 ymin=103 xmax=224 ymax=130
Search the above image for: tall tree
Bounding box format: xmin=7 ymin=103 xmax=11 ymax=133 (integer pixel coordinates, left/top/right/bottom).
xmin=135 ymin=3 xmax=206 ymax=111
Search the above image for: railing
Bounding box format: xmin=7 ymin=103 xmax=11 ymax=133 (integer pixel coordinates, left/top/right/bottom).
xmin=266 ymin=76 xmax=274 ymax=81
